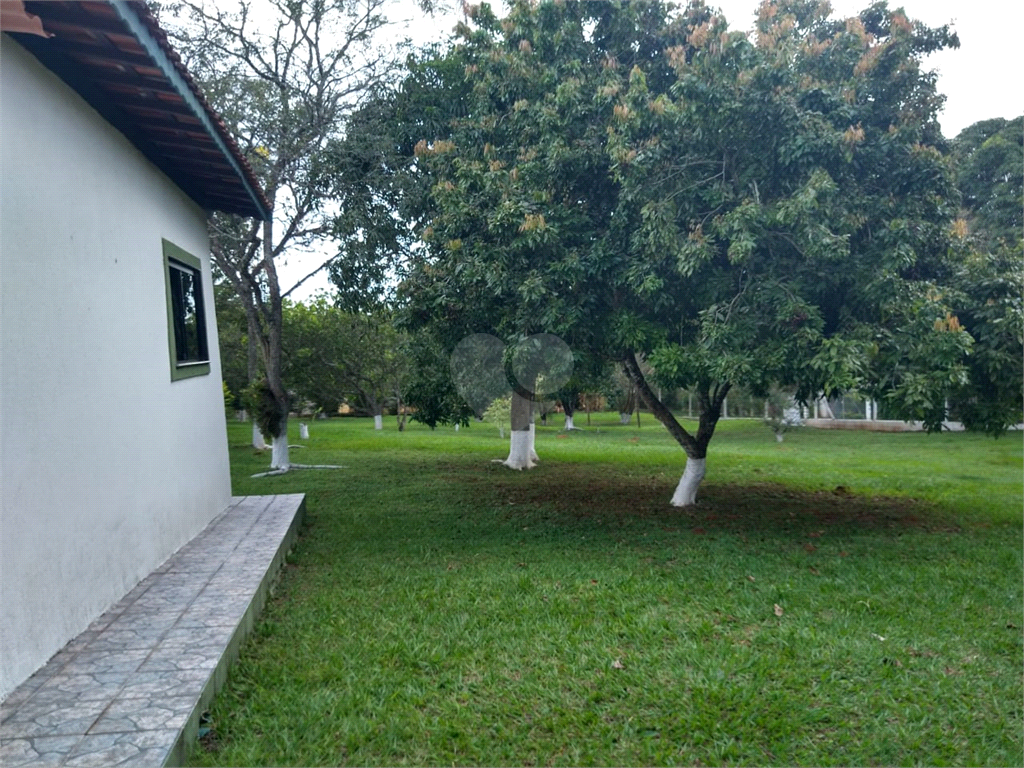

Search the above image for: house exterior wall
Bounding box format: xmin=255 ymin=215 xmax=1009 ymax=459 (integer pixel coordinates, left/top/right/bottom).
xmin=0 ymin=40 xmax=232 ymax=699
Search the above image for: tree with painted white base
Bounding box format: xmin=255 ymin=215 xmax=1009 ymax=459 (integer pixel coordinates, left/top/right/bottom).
xmin=622 ymin=353 xmax=726 ymax=507
xmin=501 ymin=392 xmax=537 ymax=470
xmin=390 ymin=0 xmax=975 ymax=506
xmin=252 ymin=423 xmax=268 ymax=450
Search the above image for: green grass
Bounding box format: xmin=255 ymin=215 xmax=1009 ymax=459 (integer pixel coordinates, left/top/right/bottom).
xmin=190 ymin=414 xmax=1023 ymax=766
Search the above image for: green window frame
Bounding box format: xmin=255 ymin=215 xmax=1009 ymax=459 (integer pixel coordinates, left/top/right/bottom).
xmin=163 ymin=239 xmax=211 ymax=381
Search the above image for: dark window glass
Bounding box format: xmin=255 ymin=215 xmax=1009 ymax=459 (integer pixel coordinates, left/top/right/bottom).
xmin=168 ymin=260 xmax=208 ymax=364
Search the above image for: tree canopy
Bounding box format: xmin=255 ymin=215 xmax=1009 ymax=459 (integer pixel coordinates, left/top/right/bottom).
xmin=372 ymin=0 xmax=994 ymax=502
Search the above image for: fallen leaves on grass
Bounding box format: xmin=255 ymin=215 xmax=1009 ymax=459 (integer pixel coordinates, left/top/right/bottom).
xmin=747 ymin=575 xmax=755 ymax=582
xmin=808 ymin=566 xmax=820 ymax=575
xmin=612 ymin=658 xmax=625 ymax=670
xmin=774 ymin=604 xmax=784 ymax=617
xmin=803 ymin=543 xmax=818 ymax=552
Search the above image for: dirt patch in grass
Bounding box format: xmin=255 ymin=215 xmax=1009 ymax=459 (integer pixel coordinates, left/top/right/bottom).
xmin=485 ymin=465 xmax=961 ymax=537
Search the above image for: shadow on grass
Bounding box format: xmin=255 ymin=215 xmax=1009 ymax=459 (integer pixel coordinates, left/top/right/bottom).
xmin=476 ymin=463 xmax=964 ymax=540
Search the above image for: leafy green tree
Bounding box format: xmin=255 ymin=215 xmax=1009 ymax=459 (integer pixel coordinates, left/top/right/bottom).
xmin=607 ymin=0 xmax=970 ymax=502
xmin=397 ymin=0 xmax=975 ymax=504
xmin=944 ymin=116 xmax=1023 ymax=433
xmin=213 ymin=279 xmax=249 ymax=412
xmin=944 ymin=247 xmax=1023 ymax=433
xmin=283 ymin=298 xmax=411 ymax=428
xmin=952 ymin=116 xmax=1023 ymax=251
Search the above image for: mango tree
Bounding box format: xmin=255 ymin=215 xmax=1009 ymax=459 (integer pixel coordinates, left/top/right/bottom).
xmin=399 ymin=0 xmax=975 ymax=504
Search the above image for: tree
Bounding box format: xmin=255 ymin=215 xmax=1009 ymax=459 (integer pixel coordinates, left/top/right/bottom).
xmin=213 ymin=279 xmax=249 ymax=413
xmin=945 ymin=116 xmax=1024 ymax=433
xmin=952 ymin=116 xmax=1023 ymax=252
xmin=389 ymin=0 xmax=690 ymax=461
xmin=162 ymin=0 xmax=404 ymax=469
xmin=284 ymin=298 xmax=411 ymax=428
xmin=607 ymin=0 xmax=971 ymax=503
xmin=398 ymin=0 xmax=974 ymax=505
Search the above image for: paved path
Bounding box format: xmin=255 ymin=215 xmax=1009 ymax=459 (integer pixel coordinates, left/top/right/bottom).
xmin=0 ymin=494 xmax=305 ymax=767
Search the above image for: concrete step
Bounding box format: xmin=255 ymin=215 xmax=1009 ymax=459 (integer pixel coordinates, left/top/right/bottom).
xmin=0 ymin=493 xmax=305 ymax=767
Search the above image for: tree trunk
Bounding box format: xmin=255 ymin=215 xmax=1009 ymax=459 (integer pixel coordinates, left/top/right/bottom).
xmin=261 ymin=219 xmax=290 ymax=471
xmin=564 ymin=414 xmax=574 ymax=430
xmin=269 ymin=411 xmax=289 ymax=470
xmin=252 ymin=423 xmax=267 ymax=450
xmin=299 ymin=423 xmax=309 ymax=440
xmin=818 ymin=396 xmax=834 ymax=419
xmin=621 ymin=352 xmax=727 ymax=507
xmin=247 ymin=313 xmax=264 ymax=450
xmin=620 ymin=412 xmax=632 ymax=425
xmin=502 ymin=391 xmax=536 ymax=469
xmin=670 ymin=456 xmax=706 ymax=507
xmin=529 ymin=403 xmax=540 ymax=463
xmin=271 ymin=433 xmax=289 ymax=469
xmin=374 ymin=414 xmax=383 ymax=430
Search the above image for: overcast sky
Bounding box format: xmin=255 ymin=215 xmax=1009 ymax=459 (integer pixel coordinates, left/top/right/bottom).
xmin=284 ymin=0 xmax=1023 ymax=299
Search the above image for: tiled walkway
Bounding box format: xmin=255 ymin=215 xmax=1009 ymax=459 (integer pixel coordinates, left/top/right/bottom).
xmin=0 ymin=494 xmax=306 ymax=767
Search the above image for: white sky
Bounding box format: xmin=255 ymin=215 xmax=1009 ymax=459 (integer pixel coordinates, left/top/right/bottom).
xmin=281 ymin=0 xmax=1023 ymax=300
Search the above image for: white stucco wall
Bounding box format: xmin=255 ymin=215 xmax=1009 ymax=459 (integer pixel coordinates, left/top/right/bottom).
xmin=0 ymin=40 xmax=232 ymax=699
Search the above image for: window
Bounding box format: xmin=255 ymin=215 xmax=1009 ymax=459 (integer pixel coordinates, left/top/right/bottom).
xmin=163 ymin=239 xmax=210 ymax=380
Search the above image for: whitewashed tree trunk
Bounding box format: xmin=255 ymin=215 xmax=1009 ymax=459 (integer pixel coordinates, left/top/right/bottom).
xmin=252 ymin=423 xmax=267 ymax=450
xmin=775 ymin=433 xmax=784 ymax=443
xmin=299 ymin=423 xmax=309 ymax=440
xmin=502 ymin=391 xmax=536 ymax=469
xmin=564 ymin=414 xmax=574 ymax=430
xmin=620 ymin=413 xmax=632 ymax=425
xmin=721 ymin=397 xmax=729 ymax=418
xmin=270 ymin=432 xmax=289 ymax=470
xmin=818 ymin=397 xmax=835 ymax=419
xmin=529 ymin=422 xmax=539 ymax=463
xmin=374 ymin=414 xmax=383 ymax=430
xmin=670 ymin=456 xmax=706 ymax=507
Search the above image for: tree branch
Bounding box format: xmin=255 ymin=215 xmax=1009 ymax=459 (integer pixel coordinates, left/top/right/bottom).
xmin=622 ymin=351 xmax=700 ymax=456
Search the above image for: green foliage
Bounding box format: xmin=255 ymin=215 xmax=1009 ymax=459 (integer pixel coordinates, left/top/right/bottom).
xmin=952 ymin=116 xmax=1024 ymax=252
xmin=243 ymin=379 xmax=284 ymax=438
xmin=380 ymin=0 xmax=981 ymax=461
xmin=283 ymin=297 xmax=410 ymax=417
xmin=403 ymin=328 xmax=476 ymax=429
xmin=483 ymin=395 xmax=512 ymax=437
xmin=222 ymin=380 xmax=234 ymax=416
xmin=946 ymin=249 xmax=1024 ymax=433
xmin=213 ymin=280 xmax=249 ymax=410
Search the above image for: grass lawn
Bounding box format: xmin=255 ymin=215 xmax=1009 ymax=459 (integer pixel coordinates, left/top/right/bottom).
xmin=190 ymin=414 xmax=1023 ymax=767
